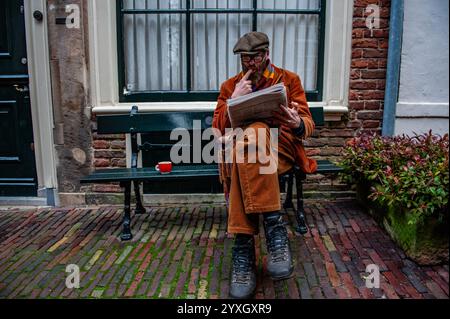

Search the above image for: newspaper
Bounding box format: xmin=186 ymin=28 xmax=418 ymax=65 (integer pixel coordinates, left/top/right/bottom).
xmin=226 ymin=83 xmax=288 ymax=128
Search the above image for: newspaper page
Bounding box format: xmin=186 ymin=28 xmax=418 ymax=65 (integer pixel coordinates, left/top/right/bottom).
xmin=226 ymin=83 xmax=288 ymax=128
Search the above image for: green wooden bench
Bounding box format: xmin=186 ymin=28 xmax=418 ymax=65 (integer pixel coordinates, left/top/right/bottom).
xmin=81 ymin=106 xmax=342 ymax=240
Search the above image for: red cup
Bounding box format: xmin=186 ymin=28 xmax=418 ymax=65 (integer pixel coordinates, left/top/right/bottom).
xmin=155 ymin=161 xmax=172 ymax=174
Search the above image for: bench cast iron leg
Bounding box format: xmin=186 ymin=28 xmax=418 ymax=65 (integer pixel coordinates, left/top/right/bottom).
xmin=133 ymin=181 xmax=146 ymax=214
xmin=283 ymin=171 xmax=294 ymax=209
xmin=121 ymin=181 xmax=133 ymax=241
xmin=294 ymin=168 xmax=308 ymax=235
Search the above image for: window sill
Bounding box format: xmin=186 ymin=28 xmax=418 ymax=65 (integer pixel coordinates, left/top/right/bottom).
xmin=91 ymin=102 xmax=348 ymax=122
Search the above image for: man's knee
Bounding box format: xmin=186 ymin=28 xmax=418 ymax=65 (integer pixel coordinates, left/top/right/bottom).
xmin=234 ymin=122 xmax=273 ymax=152
xmin=233 ymin=123 xmax=277 ymax=173
xmin=247 ymin=121 xmax=270 ymax=131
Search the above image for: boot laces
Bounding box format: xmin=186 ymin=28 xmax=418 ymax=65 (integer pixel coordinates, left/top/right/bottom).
xmin=231 ymin=244 xmax=254 ymax=284
xmin=266 ymin=219 xmax=289 ymax=262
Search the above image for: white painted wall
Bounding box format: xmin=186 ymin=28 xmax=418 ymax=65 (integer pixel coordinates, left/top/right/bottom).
xmin=395 ymin=0 xmax=449 ymax=136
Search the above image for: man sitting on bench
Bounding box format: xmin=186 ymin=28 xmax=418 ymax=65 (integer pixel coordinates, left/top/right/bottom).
xmin=212 ymin=32 xmax=318 ymax=299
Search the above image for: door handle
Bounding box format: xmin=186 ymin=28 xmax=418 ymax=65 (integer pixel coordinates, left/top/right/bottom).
xmin=13 ymin=84 xmax=29 ymax=93
xmin=33 ymin=10 xmax=43 ymax=22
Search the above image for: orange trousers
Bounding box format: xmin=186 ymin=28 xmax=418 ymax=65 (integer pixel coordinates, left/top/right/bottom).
xmin=226 ymin=122 xmax=296 ymax=235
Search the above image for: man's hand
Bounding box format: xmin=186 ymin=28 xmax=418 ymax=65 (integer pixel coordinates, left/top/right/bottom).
xmin=271 ymin=102 xmax=303 ymax=129
xmin=231 ymin=70 xmax=253 ymax=99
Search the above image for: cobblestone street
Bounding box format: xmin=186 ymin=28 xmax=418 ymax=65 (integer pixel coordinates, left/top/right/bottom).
xmin=0 ymin=200 xmax=448 ymax=299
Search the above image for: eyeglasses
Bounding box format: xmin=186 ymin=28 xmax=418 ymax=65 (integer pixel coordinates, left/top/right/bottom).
xmin=241 ymin=54 xmax=265 ymax=63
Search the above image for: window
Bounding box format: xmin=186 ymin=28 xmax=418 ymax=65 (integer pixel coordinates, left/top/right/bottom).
xmin=117 ymin=0 xmax=326 ymax=103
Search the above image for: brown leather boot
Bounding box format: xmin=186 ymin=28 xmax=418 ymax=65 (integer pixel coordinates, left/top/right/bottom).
xmin=263 ymin=211 xmax=293 ymax=280
xmin=229 ymin=234 xmax=257 ymax=299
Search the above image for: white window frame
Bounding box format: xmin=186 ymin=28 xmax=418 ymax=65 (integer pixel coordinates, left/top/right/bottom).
xmin=88 ymin=0 xmax=352 ymax=121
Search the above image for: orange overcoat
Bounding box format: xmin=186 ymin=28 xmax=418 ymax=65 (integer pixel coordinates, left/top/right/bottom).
xmin=212 ymin=64 xmax=318 ymax=174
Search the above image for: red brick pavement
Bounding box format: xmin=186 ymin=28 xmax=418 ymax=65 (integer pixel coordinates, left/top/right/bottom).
xmin=0 ymin=200 xmax=448 ymax=299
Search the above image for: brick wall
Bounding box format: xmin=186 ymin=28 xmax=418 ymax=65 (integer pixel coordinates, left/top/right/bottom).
xmin=349 ymin=0 xmax=391 ymax=134
xmin=91 ymin=127 xmax=126 ymax=194
xmin=303 ymin=0 xmax=391 ymax=196
xmin=87 ymin=0 xmax=392 ymax=200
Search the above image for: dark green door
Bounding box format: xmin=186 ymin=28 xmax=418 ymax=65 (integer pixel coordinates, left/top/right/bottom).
xmin=0 ymin=0 xmax=37 ymax=196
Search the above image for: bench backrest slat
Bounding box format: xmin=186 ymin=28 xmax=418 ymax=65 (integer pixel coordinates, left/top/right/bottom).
xmin=310 ymin=107 xmax=324 ymax=126
xmin=96 ymin=111 xmax=213 ymax=134
xmin=96 ymin=107 xmax=325 ymax=134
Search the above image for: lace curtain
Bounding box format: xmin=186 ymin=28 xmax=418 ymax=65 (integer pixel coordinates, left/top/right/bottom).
xmin=123 ymin=0 xmax=319 ymax=93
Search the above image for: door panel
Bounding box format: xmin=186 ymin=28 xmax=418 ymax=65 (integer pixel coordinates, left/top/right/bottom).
xmin=0 ymin=1 xmax=28 ymax=76
xmin=0 ymin=0 xmax=37 ymax=196
xmin=0 ymin=101 xmax=20 ymax=160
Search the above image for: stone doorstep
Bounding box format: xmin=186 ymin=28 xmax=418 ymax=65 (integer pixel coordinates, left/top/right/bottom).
xmin=60 ymin=192 xmax=227 ymax=206
xmin=59 ymin=191 xmax=356 ymax=206
xmin=0 ymin=196 xmax=48 ymax=207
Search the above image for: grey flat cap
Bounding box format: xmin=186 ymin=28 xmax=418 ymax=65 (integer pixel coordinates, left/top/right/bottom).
xmin=233 ymin=32 xmax=270 ymax=55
